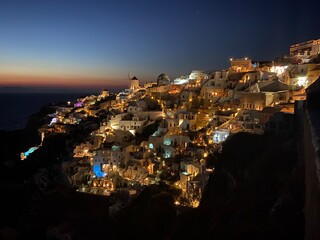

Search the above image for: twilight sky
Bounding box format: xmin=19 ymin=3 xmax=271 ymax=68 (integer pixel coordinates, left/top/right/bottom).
xmin=0 ymin=0 xmax=319 ymax=92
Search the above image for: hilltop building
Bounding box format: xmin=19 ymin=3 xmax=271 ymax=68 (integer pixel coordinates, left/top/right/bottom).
xmin=157 ymin=73 xmax=171 ymax=86
xmin=129 ymin=76 xmax=140 ymax=92
xmin=229 ymin=58 xmax=254 ymax=72
xmin=290 ymin=39 xmax=320 ymax=58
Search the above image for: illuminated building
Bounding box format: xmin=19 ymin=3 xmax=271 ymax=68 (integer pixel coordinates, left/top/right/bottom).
xmin=287 ymin=64 xmax=320 ymax=87
xmin=226 ymin=71 xmax=262 ymax=92
xmin=173 ymin=76 xmax=189 ymax=85
xmin=124 ymin=144 xmax=142 ymax=165
xmin=297 ymin=76 xmax=308 ymax=87
xmin=180 ymin=90 xmax=198 ymax=103
xmin=213 ymin=129 xmax=230 ymax=143
xmin=110 ymin=145 xmax=125 ymax=167
xmin=119 ymin=114 xmax=147 ymax=133
xmin=239 ymin=71 xmax=261 ymax=83
xmin=240 ymin=80 xmax=290 ymax=110
xmin=189 ymin=70 xmax=205 ymax=80
xmin=168 ymin=84 xmax=180 ymax=94
xmin=178 ymin=110 xmax=197 ymax=130
xmin=290 ymin=39 xmax=320 ymax=57
xmin=229 ymin=58 xmax=254 ymax=72
xmin=200 ymin=76 xmax=230 ymax=106
xmin=116 ymin=91 xmax=130 ymax=101
xmin=171 ymin=70 xmax=207 ymax=86
xmin=100 ymin=89 xmax=110 ymax=98
xmin=163 ymin=132 xmax=189 ymax=148
xmin=189 ymin=70 xmax=208 ymax=86
xmin=209 ymin=70 xmax=229 ymax=80
xmin=73 ymin=142 xmax=93 ymax=158
xmin=234 ymin=113 xmax=263 ymax=134
xmin=214 ymin=110 xmax=236 ymax=125
xmin=127 ymin=100 xmax=147 ymax=113
xmin=121 ymin=165 xmax=148 ymax=181
xmin=270 ymin=65 xmax=288 ymax=76
xmin=240 ymin=92 xmax=273 ymax=110
xmin=144 ymin=81 xmax=158 ymax=89
xmin=129 ymin=76 xmax=140 ymax=92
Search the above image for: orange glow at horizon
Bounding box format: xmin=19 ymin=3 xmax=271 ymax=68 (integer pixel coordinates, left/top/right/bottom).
xmin=0 ymin=73 xmax=128 ymax=89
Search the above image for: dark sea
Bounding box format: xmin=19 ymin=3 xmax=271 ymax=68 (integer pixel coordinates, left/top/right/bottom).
xmin=0 ymin=92 xmax=94 ymax=131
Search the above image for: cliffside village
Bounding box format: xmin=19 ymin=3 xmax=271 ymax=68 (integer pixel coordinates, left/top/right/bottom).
xmin=25 ymin=39 xmax=320 ymax=209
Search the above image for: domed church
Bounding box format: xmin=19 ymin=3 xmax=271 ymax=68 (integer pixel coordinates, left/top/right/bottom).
xmin=157 ymin=73 xmax=171 ymax=86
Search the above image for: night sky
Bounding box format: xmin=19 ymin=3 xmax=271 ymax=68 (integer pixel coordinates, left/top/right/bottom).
xmin=0 ymin=0 xmax=319 ymax=91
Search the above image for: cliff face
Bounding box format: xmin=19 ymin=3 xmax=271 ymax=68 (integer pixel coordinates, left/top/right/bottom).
xmin=0 ymin=101 xmax=308 ymax=239
xmin=0 ymin=106 xmax=100 ymax=238
xmin=172 ymin=133 xmax=304 ymax=240
xmin=304 ymin=109 xmax=320 ymax=240
xmin=0 ymin=105 xmax=54 ymax=177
